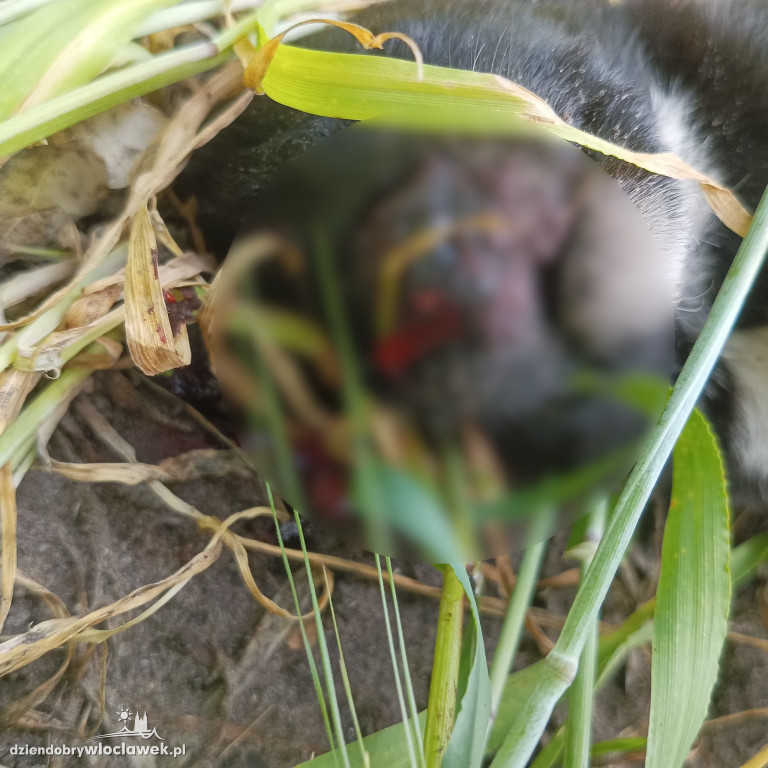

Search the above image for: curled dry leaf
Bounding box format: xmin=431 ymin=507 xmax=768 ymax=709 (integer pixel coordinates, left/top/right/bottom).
xmin=64 ymin=283 xmax=122 ymax=329
xmin=125 ymin=203 xmax=191 ymax=375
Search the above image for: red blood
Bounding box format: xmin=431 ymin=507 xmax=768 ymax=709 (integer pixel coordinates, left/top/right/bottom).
xmin=294 ymin=435 xmax=350 ymax=522
xmin=373 ymin=297 xmax=464 ymax=375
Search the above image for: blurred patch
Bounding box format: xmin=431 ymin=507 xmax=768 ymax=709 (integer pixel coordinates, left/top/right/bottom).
xmin=205 ymin=126 xmax=673 ymax=562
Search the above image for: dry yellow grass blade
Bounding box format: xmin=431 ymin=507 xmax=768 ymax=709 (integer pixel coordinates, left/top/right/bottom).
xmin=47 ymin=448 xmax=253 ymax=485
xmin=22 ymin=251 xmax=213 ymax=374
xmin=0 ymin=465 xmax=17 ymax=634
xmin=65 ymin=400 xmax=328 ymax=621
xmin=0 ymin=63 xmax=246 ymax=337
xmin=223 ymin=507 xmax=334 ymax=620
xmin=64 ymin=283 xmax=122 ymax=328
xmin=125 ymin=202 xmax=191 ymax=375
xmin=0 ymin=540 xmax=222 ymax=678
xmin=0 ymin=572 xmax=75 ymax=730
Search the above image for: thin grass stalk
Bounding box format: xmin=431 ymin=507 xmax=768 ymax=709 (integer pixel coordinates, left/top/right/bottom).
xmin=293 ymin=508 xmax=352 ymax=768
xmin=323 ymin=566 xmax=369 ymax=768
xmin=386 ymin=556 xmax=425 ymax=762
xmin=266 ymin=484 xmax=340 ymax=766
xmin=423 ymin=564 xmax=464 ymax=768
xmin=0 ymin=10 xmax=265 ymax=160
xmin=488 ymin=511 xmax=552 ymax=725
xmin=375 ymin=555 xmax=421 ymax=768
xmin=491 ymin=183 xmax=768 ymax=767
xmin=0 ymin=366 xmax=92 ymax=469
xmin=563 ymin=500 xmax=607 ymax=768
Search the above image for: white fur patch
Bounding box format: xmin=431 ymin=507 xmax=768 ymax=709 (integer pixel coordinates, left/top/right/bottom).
xmin=722 ymin=327 xmax=768 ymax=493
xmin=648 ymin=86 xmax=718 ymax=308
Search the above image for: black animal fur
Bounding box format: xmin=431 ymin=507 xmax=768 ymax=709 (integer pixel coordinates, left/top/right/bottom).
xmin=177 ymin=0 xmax=768 ymax=503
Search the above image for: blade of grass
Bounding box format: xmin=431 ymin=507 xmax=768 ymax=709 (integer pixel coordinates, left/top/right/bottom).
xmin=563 ymin=500 xmax=607 ymax=768
xmin=267 ymin=484 xmax=339 ymax=766
xmin=0 ymin=365 xmax=92 ymax=470
xmin=293 ymin=506 xmax=351 ymax=768
xmin=646 ymin=409 xmax=730 ymax=768
xmin=255 ymin=44 xmax=749 ymax=236
xmin=385 ymin=556 xmax=426 ymax=764
xmin=488 ymin=512 xmax=552 ymax=723
xmin=732 ymin=532 xmax=768 ymax=590
xmin=375 ymin=555 xmax=421 ymax=768
xmin=489 ymin=182 xmax=768 ymax=767
xmin=0 ymin=465 xmax=17 ymax=634
xmin=323 ymin=565 xmax=369 ymax=768
xmin=442 ymin=564 xmax=490 ymax=768
xmin=424 ymin=564 xmax=464 ymax=768
xmin=0 ymin=0 xmax=179 ymax=119
xmin=0 ymin=12 xmax=263 ymax=160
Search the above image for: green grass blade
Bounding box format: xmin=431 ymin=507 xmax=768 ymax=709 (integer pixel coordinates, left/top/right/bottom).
xmin=293 ymin=509 xmax=352 ymax=768
xmin=424 ymin=564 xmax=465 ymax=768
xmin=376 ymin=555 xmax=421 ymax=768
xmin=385 ymin=557 xmax=425 ymax=762
xmin=490 ymin=183 xmax=768 ymax=767
xmin=324 ymin=566 xmax=369 ymax=768
xmin=0 ymin=0 xmax=180 ymax=119
xmin=563 ymin=501 xmax=607 ymax=768
xmin=732 ymin=531 xmax=768 ymax=589
xmin=488 ymin=513 xmax=552 ymax=722
xmin=0 ymin=7 xmax=269 ymax=161
xmin=442 ymin=564 xmax=491 ymax=768
xmin=645 ymin=409 xmax=730 ymax=768
xmin=293 ymin=713 xmax=429 ymax=768
xmin=266 ymin=485 xmax=339 ymax=767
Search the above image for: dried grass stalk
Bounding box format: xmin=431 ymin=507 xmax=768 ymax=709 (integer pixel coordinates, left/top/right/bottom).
xmin=125 ymin=202 xmax=191 ymax=375
xmin=48 ymin=448 xmax=252 ymax=485
xmin=0 ymin=541 xmax=222 ymax=678
xmin=0 ymin=464 xmax=17 ymax=634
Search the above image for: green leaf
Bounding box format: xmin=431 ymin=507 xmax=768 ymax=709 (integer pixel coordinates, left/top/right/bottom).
xmin=293 ymin=713 xmax=427 ymax=768
xmin=442 ymin=564 xmax=491 ymax=768
xmin=487 ymin=661 xmax=550 ymax=753
xmin=646 ymin=409 xmax=730 ymax=768
xmin=0 ymin=0 xmax=179 ymax=120
xmin=353 ymin=461 xmax=465 ymax=564
xmin=732 ymin=531 xmax=768 ymax=589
